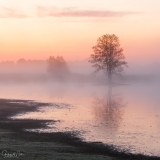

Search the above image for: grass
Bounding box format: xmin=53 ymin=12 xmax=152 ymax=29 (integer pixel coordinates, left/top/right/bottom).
xmin=0 ymin=130 xmax=116 ymax=160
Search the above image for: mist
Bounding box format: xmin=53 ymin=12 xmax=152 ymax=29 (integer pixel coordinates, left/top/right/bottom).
xmin=0 ymin=57 xmax=160 ymax=85
xmin=0 ymin=56 xmax=160 ymax=158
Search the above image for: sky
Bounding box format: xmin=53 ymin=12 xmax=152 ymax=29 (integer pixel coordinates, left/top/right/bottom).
xmin=0 ymin=0 xmax=160 ymax=65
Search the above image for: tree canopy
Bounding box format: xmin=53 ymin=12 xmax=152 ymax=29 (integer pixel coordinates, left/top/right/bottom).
xmin=47 ymin=56 xmax=69 ymax=77
xmin=89 ymin=34 xmax=128 ymax=83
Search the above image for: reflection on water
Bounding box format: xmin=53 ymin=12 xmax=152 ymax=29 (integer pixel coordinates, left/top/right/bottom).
xmin=92 ymin=87 xmax=125 ymax=131
xmin=1 ymin=82 xmax=160 ymax=156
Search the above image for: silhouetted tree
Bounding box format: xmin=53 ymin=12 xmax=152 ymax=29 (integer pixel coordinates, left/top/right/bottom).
xmin=47 ymin=56 xmax=69 ymax=78
xmin=89 ymin=34 xmax=128 ymax=85
xmin=17 ymin=58 xmax=27 ymax=65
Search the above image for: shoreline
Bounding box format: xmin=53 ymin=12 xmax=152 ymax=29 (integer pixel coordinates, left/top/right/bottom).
xmin=0 ymin=98 xmax=159 ymax=160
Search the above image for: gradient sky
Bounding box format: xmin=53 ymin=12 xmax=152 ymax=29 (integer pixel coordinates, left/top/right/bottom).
xmin=0 ymin=0 xmax=160 ymax=64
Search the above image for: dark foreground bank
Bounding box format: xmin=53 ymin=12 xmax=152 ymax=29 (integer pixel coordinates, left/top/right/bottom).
xmin=0 ymin=99 xmax=159 ymax=160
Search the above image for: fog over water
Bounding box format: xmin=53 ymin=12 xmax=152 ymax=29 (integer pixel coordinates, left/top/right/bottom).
xmin=0 ymin=58 xmax=160 ymax=156
xmin=1 ymin=58 xmax=160 ymax=83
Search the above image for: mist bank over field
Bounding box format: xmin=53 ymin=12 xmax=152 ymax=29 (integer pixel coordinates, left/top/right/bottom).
xmin=68 ymin=58 xmax=160 ymax=84
xmin=68 ymin=58 xmax=160 ymax=76
xmin=0 ymin=58 xmax=160 ymax=84
xmin=0 ymin=59 xmax=47 ymax=74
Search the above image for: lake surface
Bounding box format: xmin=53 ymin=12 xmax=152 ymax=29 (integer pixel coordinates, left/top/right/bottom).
xmin=1 ymin=82 xmax=160 ymax=156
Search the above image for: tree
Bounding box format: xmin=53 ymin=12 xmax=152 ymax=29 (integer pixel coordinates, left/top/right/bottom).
xmin=47 ymin=56 xmax=70 ymax=78
xmin=89 ymin=34 xmax=128 ymax=85
xmin=17 ymin=58 xmax=27 ymax=65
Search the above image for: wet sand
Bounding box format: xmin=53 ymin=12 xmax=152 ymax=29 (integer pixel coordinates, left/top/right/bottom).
xmin=0 ymin=99 xmax=159 ymax=160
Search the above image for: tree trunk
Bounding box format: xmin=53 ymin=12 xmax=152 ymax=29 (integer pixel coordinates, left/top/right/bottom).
xmin=108 ymin=72 xmax=112 ymax=86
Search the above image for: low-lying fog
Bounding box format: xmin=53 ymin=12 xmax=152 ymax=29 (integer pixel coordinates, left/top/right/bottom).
xmin=0 ymin=58 xmax=160 ymax=156
xmin=0 ymin=58 xmax=160 ymax=84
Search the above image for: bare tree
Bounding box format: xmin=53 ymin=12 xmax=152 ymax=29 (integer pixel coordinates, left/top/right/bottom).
xmin=89 ymin=34 xmax=128 ymax=84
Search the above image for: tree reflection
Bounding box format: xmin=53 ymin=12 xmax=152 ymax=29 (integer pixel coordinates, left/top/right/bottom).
xmin=92 ymin=86 xmax=125 ymax=130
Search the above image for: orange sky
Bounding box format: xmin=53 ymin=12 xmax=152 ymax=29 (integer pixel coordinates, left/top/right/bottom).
xmin=0 ymin=0 xmax=160 ymax=63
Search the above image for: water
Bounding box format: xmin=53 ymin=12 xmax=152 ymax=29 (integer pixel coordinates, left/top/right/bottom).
xmin=1 ymin=82 xmax=160 ymax=156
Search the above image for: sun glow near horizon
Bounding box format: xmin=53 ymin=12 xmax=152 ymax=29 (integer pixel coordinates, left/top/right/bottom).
xmin=0 ymin=0 xmax=160 ymax=64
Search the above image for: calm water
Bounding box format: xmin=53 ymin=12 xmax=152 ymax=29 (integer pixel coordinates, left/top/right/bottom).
xmin=1 ymin=82 xmax=160 ymax=156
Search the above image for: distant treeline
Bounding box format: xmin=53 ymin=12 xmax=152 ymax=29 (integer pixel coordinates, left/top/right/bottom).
xmin=0 ymin=58 xmax=46 ymax=66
